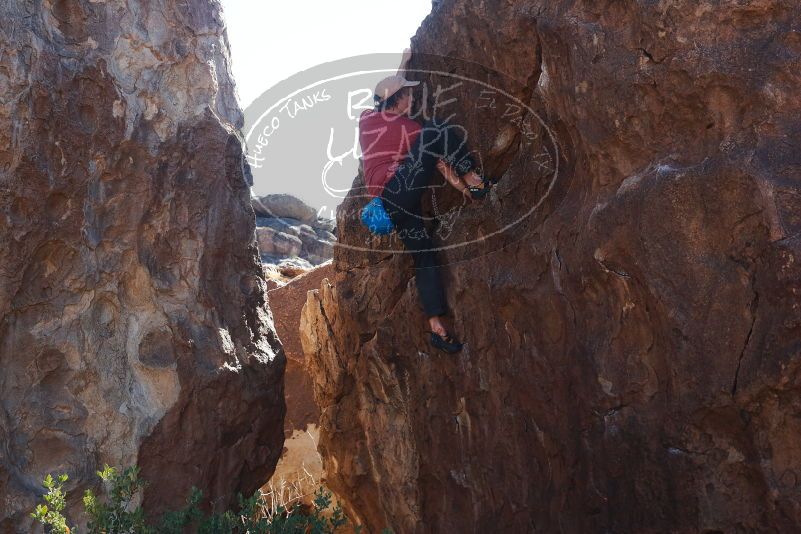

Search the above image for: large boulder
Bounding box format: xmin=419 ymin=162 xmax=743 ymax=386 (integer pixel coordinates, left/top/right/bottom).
xmin=254 ymin=202 xmax=336 ymax=276
xmin=252 ymin=194 xmax=319 ymax=223
xmin=256 ymin=225 xmax=304 ymax=258
xmin=269 ymin=262 xmax=334 ymax=365
xmin=301 ymin=1 xmax=801 ymax=533
xmin=0 ymin=0 xmax=285 ymax=530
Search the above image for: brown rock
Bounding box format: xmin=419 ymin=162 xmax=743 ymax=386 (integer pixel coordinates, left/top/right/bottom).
xmin=255 ymin=211 xmax=336 ymax=266
xmin=277 ymin=258 xmax=315 ymax=279
xmin=256 ymin=225 xmax=304 ymax=257
xmin=0 ymin=0 xmax=284 ymax=530
xmin=253 ymin=194 xmax=318 ymax=223
xmin=269 ymin=261 xmax=334 ymax=366
xmin=263 ymin=263 xmax=335 ymax=512
xmin=301 ymin=1 xmax=801 ymax=533
xmin=268 ymin=261 xmax=333 ymax=434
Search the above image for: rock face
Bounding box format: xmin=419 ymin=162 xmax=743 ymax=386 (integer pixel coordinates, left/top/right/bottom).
xmin=301 ymin=1 xmax=801 ymax=533
xmin=263 ymin=263 xmax=334 ymax=507
xmin=0 ymin=0 xmax=284 ymax=530
xmin=269 ymin=262 xmax=334 ymax=367
xmin=268 ymin=262 xmax=332 ymax=446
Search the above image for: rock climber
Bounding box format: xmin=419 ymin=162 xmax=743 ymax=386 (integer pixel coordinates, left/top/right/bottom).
xmin=358 ymin=71 xmax=498 ymax=354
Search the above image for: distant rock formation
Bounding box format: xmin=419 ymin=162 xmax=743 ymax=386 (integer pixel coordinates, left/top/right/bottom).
xmin=0 ymin=0 xmax=284 ymax=530
xmin=301 ymin=1 xmax=801 ymax=533
xmin=253 ymin=194 xmax=336 ymax=285
xmin=253 ymin=194 xmax=320 ymax=224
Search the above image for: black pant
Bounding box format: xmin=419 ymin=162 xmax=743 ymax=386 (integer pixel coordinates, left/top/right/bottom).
xmin=380 ymin=116 xmax=478 ymax=318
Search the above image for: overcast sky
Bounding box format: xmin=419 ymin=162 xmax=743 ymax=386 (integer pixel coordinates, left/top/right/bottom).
xmin=218 ymin=1 xmax=433 ymax=211
xmin=220 ymin=0 xmax=433 ymax=110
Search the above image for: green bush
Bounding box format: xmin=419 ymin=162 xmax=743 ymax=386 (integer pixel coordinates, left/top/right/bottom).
xmin=31 ymin=474 xmax=72 ymax=534
xmin=31 ymin=465 xmax=388 ymax=534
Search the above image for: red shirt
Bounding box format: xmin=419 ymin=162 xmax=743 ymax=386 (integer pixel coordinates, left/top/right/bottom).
xmin=358 ymin=109 xmax=422 ymax=197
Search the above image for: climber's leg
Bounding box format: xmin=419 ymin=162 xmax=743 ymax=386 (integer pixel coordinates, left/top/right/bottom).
xmin=425 ymin=117 xmax=480 ymax=178
xmin=401 ymin=229 xmax=448 ymax=318
xmin=428 ymin=315 xmax=449 ymax=337
xmin=381 ymin=196 xmax=448 ymax=318
xmin=416 ymin=116 xmax=478 ymax=175
xmin=382 ymin=116 xmax=480 ymax=205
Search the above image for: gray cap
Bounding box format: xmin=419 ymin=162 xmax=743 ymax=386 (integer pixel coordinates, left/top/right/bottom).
xmin=374 ymin=75 xmax=420 ymax=102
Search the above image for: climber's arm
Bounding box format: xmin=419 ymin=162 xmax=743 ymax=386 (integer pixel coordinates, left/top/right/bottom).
xmin=396 ymin=47 xmax=412 ymax=76
xmin=436 ymin=159 xmax=473 ymax=202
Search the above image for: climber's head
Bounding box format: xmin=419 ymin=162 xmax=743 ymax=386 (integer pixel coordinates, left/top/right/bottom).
xmin=381 ymin=86 xmax=413 ymax=116
xmin=373 ymin=75 xmax=419 ymax=116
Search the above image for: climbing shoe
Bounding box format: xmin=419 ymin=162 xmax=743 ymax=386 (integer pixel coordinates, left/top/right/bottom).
xmin=467 ymin=174 xmax=499 ymax=200
xmin=429 ymin=331 xmax=463 ymax=353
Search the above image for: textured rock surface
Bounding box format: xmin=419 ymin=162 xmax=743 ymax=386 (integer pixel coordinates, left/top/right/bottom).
xmin=253 ymin=194 xmax=319 ymax=224
xmin=269 ymin=262 xmax=334 ymax=367
xmin=263 ymin=263 xmax=334 ymax=508
xmin=255 ymin=195 xmax=336 ymax=270
xmin=268 ymin=262 xmax=332 ymax=447
xmin=302 ymin=1 xmax=801 ymax=533
xmin=0 ymin=0 xmax=284 ymax=530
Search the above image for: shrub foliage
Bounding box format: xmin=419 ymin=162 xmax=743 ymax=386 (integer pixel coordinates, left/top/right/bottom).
xmin=31 ymin=465 xmax=387 ymax=534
